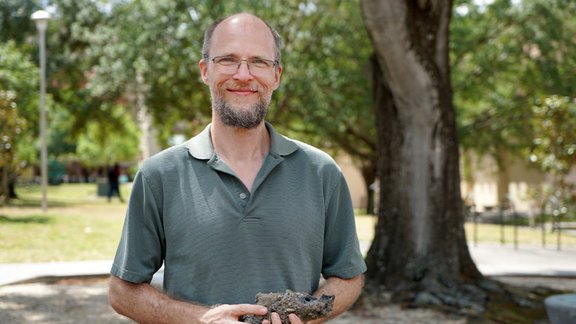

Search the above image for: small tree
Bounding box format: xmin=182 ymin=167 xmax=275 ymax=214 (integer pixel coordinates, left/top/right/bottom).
xmin=0 ymin=91 xmax=22 ymax=202
xmin=527 ymin=95 xmax=576 ymax=213
xmin=0 ymin=42 xmax=38 ymax=203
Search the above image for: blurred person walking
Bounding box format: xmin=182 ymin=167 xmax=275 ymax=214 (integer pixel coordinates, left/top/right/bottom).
xmin=107 ymin=163 xmax=124 ymax=202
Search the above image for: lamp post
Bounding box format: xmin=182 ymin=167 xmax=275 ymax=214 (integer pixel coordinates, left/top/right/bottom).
xmin=31 ymin=10 xmax=51 ymax=212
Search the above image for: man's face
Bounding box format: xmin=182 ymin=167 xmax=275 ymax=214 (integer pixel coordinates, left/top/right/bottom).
xmin=199 ymin=15 xmax=282 ymax=129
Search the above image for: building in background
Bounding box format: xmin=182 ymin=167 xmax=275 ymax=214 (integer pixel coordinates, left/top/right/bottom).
xmin=337 ymin=153 xmax=575 ymax=217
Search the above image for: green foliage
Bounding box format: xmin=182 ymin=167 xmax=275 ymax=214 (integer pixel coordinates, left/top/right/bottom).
xmin=527 ymin=96 xmax=576 ymax=177
xmin=452 ymin=0 xmax=530 ymax=157
xmin=75 ymin=105 xmax=140 ymax=167
xmin=0 ymin=41 xmax=38 ymax=121
xmin=2 ymin=0 xmax=142 ymax=170
xmin=2 ymin=0 xmax=139 ymax=179
xmin=452 ymin=0 xmax=576 ymax=171
xmin=81 ymin=0 xmax=212 ymax=145
xmin=6 ymin=0 xmax=367 ymax=187
xmin=265 ymin=1 xmax=375 ymax=162
xmin=0 ymin=0 xmax=37 ymax=44
xmin=75 ymin=0 xmax=376 ymax=179
xmin=0 ymin=91 xmax=23 ymax=169
xmin=2 ymin=0 xmax=573 ymax=202
xmin=0 ymin=41 xmax=39 ymax=201
xmin=48 ymin=0 xmax=128 ymax=137
xmin=77 ymin=0 xmax=374 ymax=150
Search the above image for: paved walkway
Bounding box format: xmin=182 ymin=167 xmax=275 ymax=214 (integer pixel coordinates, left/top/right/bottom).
xmin=1 ymin=243 xmax=575 ymax=287
xmin=469 ymin=244 xmax=576 ymax=277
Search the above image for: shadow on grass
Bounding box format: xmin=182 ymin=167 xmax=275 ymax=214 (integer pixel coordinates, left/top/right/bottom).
xmin=0 ymin=215 xmax=52 ymax=224
xmin=4 ymin=198 xmax=70 ymax=208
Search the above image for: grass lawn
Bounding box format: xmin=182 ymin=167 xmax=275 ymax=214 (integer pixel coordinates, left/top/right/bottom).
xmin=1 ymin=183 xmax=575 ymax=263
xmin=0 ymin=183 xmax=129 ymax=263
xmin=355 ymin=215 xmax=576 ymax=248
xmin=464 ymin=222 xmax=576 ymax=247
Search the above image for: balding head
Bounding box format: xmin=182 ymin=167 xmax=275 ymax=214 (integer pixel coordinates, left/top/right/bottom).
xmin=201 ymin=13 xmax=283 ymax=65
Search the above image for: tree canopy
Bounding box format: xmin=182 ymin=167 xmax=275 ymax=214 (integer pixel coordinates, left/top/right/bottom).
xmin=59 ymin=0 xmax=378 ymax=196
xmin=452 ymin=0 xmax=576 ymax=161
xmin=1 ymin=0 xmax=574 ymax=207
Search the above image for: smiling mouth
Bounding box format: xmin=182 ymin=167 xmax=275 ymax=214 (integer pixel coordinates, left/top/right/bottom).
xmin=227 ymin=87 xmax=258 ymax=96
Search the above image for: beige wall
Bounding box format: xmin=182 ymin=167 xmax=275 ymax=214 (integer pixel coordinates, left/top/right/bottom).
xmin=338 ymin=152 xmax=572 ymax=214
xmin=336 ymin=154 xmax=368 ymax=210
xmin=460 ymin=153 xmax=547 ymax=213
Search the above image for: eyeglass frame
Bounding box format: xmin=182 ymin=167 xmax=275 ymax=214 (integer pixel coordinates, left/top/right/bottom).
xmin=204 ymin=54 xmax=280 ymax=75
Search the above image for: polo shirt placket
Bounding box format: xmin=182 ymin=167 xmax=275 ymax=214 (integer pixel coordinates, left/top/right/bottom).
xmin=208 ymin=150 xmax=286 ymax=223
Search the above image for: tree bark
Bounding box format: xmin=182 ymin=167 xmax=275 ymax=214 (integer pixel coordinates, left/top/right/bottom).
xmin=361 ymin=0 xmax=484 ymax=311
xmin=135 ymin=68 xmax=160 ymax=161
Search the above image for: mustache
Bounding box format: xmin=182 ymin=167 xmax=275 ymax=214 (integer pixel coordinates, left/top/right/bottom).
xmin=225 ymin=81 xmax=260 ymax=92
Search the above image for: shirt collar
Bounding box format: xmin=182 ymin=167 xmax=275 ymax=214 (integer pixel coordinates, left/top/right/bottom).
xmin=186 ymin=122 xmax=298 ymax=160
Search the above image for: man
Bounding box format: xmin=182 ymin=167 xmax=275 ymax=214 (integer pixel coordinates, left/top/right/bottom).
xmin=107 ymin=163 xmax=124 ymax=202
xmin=109 ymin=13 xmax=366 ymax=324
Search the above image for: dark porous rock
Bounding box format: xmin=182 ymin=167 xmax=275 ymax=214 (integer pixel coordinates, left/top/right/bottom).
xmin=240 ymin=290 xmax=335 ymax=324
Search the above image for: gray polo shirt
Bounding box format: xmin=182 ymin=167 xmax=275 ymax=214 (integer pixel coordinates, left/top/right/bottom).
xmin=111 ymin=123 xmax=366 ymax=305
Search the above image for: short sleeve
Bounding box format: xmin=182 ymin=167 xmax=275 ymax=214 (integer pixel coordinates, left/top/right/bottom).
xmin=321 ymin=173 xmax=367 ymax=278
xmin=110 ymin=169 xmax=165 ymax=283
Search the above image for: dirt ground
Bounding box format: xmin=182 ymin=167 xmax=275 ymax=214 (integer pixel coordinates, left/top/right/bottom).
xmin=0 ymin=276 xmax=575 ymax=323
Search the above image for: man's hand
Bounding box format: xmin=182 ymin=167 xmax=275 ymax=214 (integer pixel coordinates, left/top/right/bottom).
xmin=262 ymin=312 xmax=304 ymax=324
xmin=200 ymin=304 xmax=268 ymax=323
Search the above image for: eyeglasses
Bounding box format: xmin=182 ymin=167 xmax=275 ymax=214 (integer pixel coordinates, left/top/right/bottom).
xmin=208 ymin=55 xmax=278 ymax=75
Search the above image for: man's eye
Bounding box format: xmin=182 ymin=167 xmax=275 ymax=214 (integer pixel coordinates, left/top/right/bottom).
xmin=251 ymin=59 xmax=270 ymax=67
xmin=216 ymin=57 xmax=238 ymax=65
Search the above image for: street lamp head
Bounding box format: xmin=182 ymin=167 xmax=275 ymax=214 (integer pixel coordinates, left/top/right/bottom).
xmin=31 ymin=10 xmax=51 ymax=32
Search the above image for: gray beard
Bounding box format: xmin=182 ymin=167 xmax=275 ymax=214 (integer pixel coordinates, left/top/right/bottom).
xmin=214 ymin=97 xmax=268 ymax=129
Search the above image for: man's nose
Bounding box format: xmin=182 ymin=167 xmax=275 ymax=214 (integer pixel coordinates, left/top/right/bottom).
xmin=234 ymin=61 xmax=254 ymax=80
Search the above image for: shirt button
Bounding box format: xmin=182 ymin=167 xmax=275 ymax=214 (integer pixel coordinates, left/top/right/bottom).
xmin=239 ymin=193 xmax=247 ymax=200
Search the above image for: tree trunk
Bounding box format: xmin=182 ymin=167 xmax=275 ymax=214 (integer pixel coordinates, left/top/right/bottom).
xmin=494 ymin=149 xmax=511 ymax=209
xmin=360 ymin=163 xmax=377 ymax=215
xmin=361 ymin=0 xmax=485 ymax=311
xmin=1 ymin=166 xmax=8 ymax=204
xmin=135 ymin=68 xmax=160 ymax=161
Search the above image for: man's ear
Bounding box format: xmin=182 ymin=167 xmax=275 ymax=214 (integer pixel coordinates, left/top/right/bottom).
xmin=272 ymin=65 xmax=283 ymax=90
xmin=199 ymin=59 xmax=209 ymax=84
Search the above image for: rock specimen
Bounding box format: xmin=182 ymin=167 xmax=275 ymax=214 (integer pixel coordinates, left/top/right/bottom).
xmin=240 ymin=290 xmax=335 ymax=324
